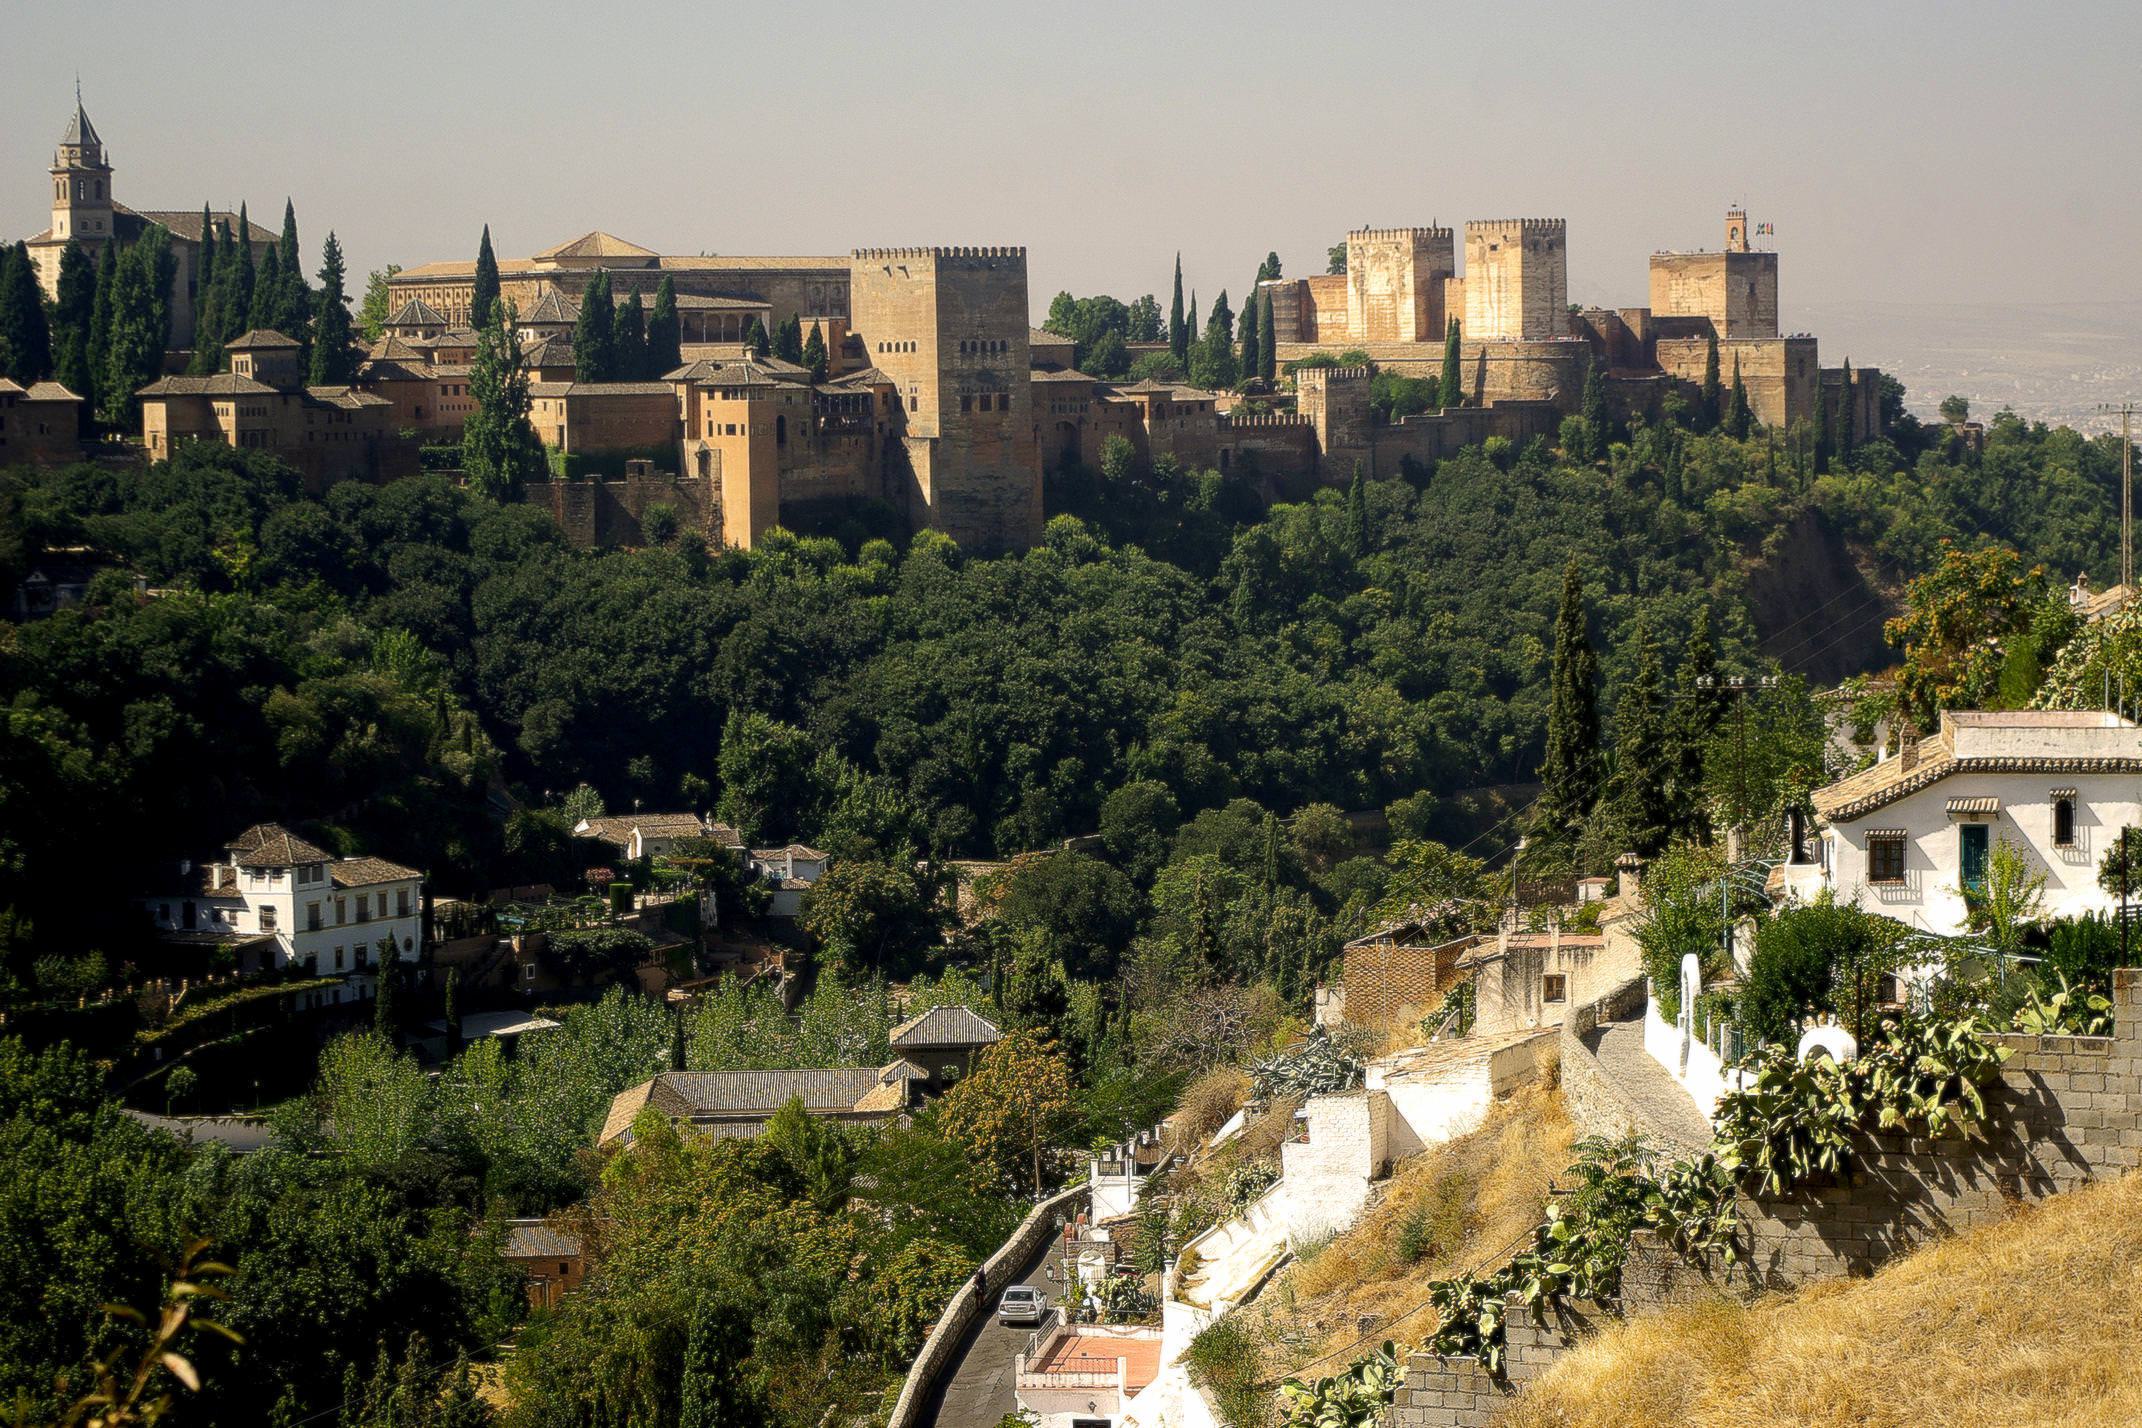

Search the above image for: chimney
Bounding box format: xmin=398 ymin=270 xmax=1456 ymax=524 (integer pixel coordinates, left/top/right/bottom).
xmin=1899 ymin=722 xmax=1920 ymax=772
xmin=1616 ymin=851 xmax=1643 ymax=902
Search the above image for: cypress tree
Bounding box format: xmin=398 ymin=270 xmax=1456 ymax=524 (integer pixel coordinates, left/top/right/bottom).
xmin=232 ymin=204 xmax=256 ymax=328
xmin=1609 ymin=615 xmax=1673 ymax=857
xmin=274 ymin=200 xmax=310 ymax=345
xmin=89 ymin=244 xmax=117 ymax=417
xmin=1440 ymin=318 xmax=1462 ymax=407
xmin=373 ymin=956 xmax=399 ymax=1040
xmin=1537 ymin=555 xmax=1603 ymax=829
xmin=774 ymin=313 xmax=803 ymax=364
xmin=1169 ymin=253 xmax=1186 ymax=363
xmin=1345 ymin=462 xmax=1367 ymax=555
xmin=1186 ymin=292 xmax=1198 ymax=349
xmin=1724 ymin=354 xmax=1752 ymax=438
xmin=1239 ymin=292 xmax=1261 ymax=388
xmin=1670 ymin=604 xmax=1724 ymax=840
xmin=195 ymin=205 xmax=219 ymax=323
xmin=745 ymin=316 xmax=771 ymax=359
xmin=463 ymin=303 xmax=543 ymax=499
xmin=1258 ymin=286 xmax=1277 ymax=384
xmin=443 ymin=968 xmax=462 ymax=1054
xmin=1580 ymin=358 xmax=1609 ymax=442
xmin=248 ymin=243 xmax=281 ymax=331
xmin=1812 ymin=376 xmax=1832 ymax=474
xmin=100 ymin=228 xmax=173 ymax=427
xmin=801 ymin=321 xmax=828 ymax=382
xmin=1660 ymin=426 xmax=1685 ymax=503
xmin=307 ymin=230 xmax=358 ymax=385
xmin=646 ymin=274 xmax=681 ymax=374
xmin=1209 ymin=289 xmax=1233 ymax=345
xmin=1836 ymin=359 xmax=1856 ymax=460
xmin=471 ymin=224 xmax=501 ymax=331
xmin=573 ymin=271 xmax=616 ymax=380
xmin=1699 ymin=333 xmax=1722 ymax=430
xmin=611 ymin=289 xmax=647 ymax=380
xmin=52 ymin=240 xmax=97 ymax=405
xmin=0 ymin=242 xmax=53 ymax=382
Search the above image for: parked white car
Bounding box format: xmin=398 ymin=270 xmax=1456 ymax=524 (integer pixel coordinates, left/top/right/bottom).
xmin=996 ymin=1285 xmax=1047 ymax=1326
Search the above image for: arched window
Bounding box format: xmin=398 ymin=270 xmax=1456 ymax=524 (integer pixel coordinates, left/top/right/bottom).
xmin=2054 ymin=794 xmax=2076 ymax=848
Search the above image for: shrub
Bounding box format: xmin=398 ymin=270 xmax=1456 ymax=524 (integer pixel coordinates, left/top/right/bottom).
xmin=1184 ymin=1315 xmax=1273 ymax=1428
xmin=1741 ymin=897 xmax=1904 ymax=1045
xmin=2043 ymin=913 xmax=2125 ymax=993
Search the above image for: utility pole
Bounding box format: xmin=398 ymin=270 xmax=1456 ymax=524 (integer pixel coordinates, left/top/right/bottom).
xmin=1695 ymin=674 xmax=1779 ymax=857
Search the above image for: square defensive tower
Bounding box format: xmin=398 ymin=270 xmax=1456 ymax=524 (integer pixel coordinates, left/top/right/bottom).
xmin=849 ymin=246 xmax=1040 ymax=553
xmin=1648 ymin=209 xmax=1779 ymax=339
xmin=1462 ymin=219 xmax=1568 ymax=342
xmin=1344 ymin=227 xmax=1456 ymax=343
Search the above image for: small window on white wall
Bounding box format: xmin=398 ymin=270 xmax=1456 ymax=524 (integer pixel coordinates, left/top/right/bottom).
xmin=2053 ymin=794 xmax=2077 ymax=848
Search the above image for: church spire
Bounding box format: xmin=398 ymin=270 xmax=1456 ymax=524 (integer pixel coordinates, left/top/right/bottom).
xmin=59 ymin=82 xmax=104 ymax=163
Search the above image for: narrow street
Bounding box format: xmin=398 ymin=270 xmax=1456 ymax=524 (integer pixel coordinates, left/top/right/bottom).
xmin=920 ymin=1227 xmax=1069 ymax=1428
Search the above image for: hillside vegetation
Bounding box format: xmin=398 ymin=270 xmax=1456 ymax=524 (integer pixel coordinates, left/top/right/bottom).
xmin=1500 ymin=1167 xmax=2142 ymax=1428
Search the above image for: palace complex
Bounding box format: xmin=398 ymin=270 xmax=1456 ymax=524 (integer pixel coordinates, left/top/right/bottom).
xmin=15 ymin=97 xmax=1882 ymax=553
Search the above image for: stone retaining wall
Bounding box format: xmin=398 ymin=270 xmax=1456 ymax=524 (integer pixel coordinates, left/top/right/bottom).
xmin=885 ymin=1181 xmax=1089 ymax=1428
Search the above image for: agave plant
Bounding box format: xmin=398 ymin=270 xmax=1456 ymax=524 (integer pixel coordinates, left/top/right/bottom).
xmin=1249 ymin=1028 xmax=1366 ymax=1101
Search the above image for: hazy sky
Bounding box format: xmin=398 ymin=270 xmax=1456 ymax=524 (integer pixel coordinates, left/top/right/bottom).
xmin=6 ymin=1 xmax=2140 ymax=326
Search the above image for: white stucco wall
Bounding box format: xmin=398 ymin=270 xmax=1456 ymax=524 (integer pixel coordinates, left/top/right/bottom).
xmin=1643 ymin=994 xmax=1742 ymax=1119
xmin=1798 ymin=771 xmax=2142 ymax=936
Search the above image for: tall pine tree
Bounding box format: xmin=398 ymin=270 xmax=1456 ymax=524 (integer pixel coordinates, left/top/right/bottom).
xmin=611 ymin=289 xmax=647 ymax=380
xmin=573 ymin=271 xmax=617 ymax=380
xmin=646 ymin=274 xmax=681 ymax=374
xmin=1186 ymin=292 xmax=1198 ymax=350
xmin=51 ymin=240 xmax=97 ymax=405
xmin=248 ymin=243 xmax=281 ymax=333
xmin=1440 ymin=318 xmax=1462 ymax=407
xmin=274 ymin=200 xmax=310 ymax=346
xmin=1537 ymin=555 xmax=1603 ymax=830
xmin=307 ymin=230 xmax=359 ymax=385
xmin=1168 ymin=253 xmax=1186 ymax=364
xmin=1239 ymin=292 xmax=1261 ymax=388
xmin=471 ymin=224 xmax=501 ymax=331
xmin=1608 ymin=615 xmax=1673 ymax=857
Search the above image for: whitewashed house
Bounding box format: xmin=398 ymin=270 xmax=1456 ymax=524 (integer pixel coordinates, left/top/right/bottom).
xmin=749 ymin=843 xmax=830 ymax=917
xmin=141 ymin=823 xmax=423 ymax=1005
xmin=1783 ymin=710 xmax=2142 ymax=935
xmin=573 ymin=813 xmax=741 ymax=862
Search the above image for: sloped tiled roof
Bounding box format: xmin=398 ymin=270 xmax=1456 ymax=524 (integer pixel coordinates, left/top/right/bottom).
xmin=136 ymin=373 xmax=279 ymax=398
xmin=331 ymin=855 xmax=421 ymax=888
xmin=521 ymin=336 xmax=576 ymax=368
xmin=888 ymin=1003 xmax=1003 ymax=1050
xmin=122 ymin=206 xmax=277 ymax=245
xmin=1033 ymin=368 xmax=1098 ymax=383
xmin=533 ymin=230 xmax=661 ymax=263
xmin=367 ymin=333 xmax=429 ymax=361
xmin=226 ymin=823 xmax=333 ymax=868
xmin=521 ymin=291 xmax=580 ymax=325
xmin=599 ymin=1066 xmax=899 ymax=1145
xmin=502 ymin=1221 xmax=582 ymax=1261
xmin=1030 ymin=328 xmax=1075 ymax=347
xmin=386 ymin=297 xmax=446 ymax=328
xmin=61 ymin=101 xmax=102 ymax=150
xmin=305 ymin=386 xmax=392 ymax=409
xmin=225 ymin=328 xmax=300 ymax=350
xmin=23 ymin=381 xmax=83 ymax=403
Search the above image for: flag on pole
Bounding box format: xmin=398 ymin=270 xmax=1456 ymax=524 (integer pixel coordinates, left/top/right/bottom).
xmin=1755 ymin=223 xmax=1775 ymax=235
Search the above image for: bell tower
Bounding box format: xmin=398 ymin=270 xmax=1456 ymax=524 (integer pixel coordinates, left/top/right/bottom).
xmin=1724 ymin=206 xmax=1750 ymax=254
xmin=50 ymin=83 xmax=114 ymax=245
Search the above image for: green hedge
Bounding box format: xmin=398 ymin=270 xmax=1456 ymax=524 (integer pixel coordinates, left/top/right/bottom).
xmin=419 ymin=444 xmax=463 ymax=471
xmin=543 ymin=446 xmax=675 ymax=481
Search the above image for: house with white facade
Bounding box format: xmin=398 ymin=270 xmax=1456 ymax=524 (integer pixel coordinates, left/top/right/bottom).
xmin=573 ymin=812 xmax=742 ymax=862
xmin=140 ymin=823 xmax=423 ymax=1005
xmin=749 ymin=843 xmax=830 ymax=916
xmin=1783 ymin=710 xmax=2142 ymax=935
xmin=1015 ymin=1313 xmax=1163 ymax=1428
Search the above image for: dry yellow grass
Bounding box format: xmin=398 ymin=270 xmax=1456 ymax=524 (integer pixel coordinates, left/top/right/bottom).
xmin=1499 ymin=1168 xmax=2142 ymax=1428
xmin=1248 ymin=1068 xmax=1576 ymax=1376
xmin=1172 ymin=1066 xmax=1253 ymax=1150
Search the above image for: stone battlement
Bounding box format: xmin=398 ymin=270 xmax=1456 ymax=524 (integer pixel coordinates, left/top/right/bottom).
xmin=1350 ymin=226 xmax=1453 ymax=241
xmin=1465 ymin=218 xmax=1567 ymax=235
xmin=1219 ymin=412 xmax=1313 ymax=428
xmin=1299 ymin=365 xmax=1374 ymax=382
xmin=851 ymin=246 xmax=1027 ymax=261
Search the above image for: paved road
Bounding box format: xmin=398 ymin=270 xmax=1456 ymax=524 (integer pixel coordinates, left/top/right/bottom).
xmin=922 ymin=1229 xmax=1067 ymax=1428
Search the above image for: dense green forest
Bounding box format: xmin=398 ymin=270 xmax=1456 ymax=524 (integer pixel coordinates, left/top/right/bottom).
xmin=0 ymin=390 xmax=2133 ymax=1425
